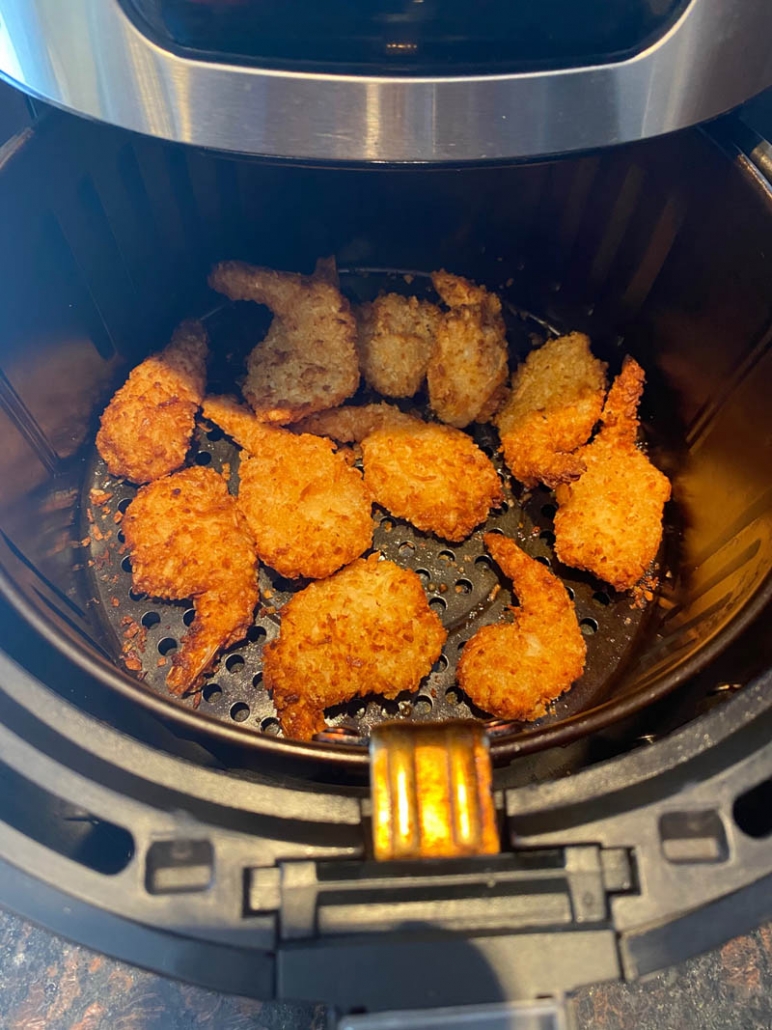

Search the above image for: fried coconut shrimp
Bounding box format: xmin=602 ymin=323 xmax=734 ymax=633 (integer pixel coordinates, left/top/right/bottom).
xmin=203 ymin=396 xmax=373 ymax=579
xmin=554 ymin=357 xmax=671 ymax=591
xmin=361 ymin=422 xmax=503 ymax=542
xmin=209 ymin=260 xmax=359 ymax=424
xmin=357 ymin=293 xmax=441 ymax=398
xmin=123 ymin=467 xmax=258 ymax=694
xmin=457 ymin=534 xmax=586 ymax=720
xmin=427 ymin=271 xmax=509 ymax=428
xmin=96 ymin=320 xmax=207 ymax=484
xmin=496 ymin=333 xmax=608 ymax=489
xmin=264 ymin=555 xmax=447 ymax=740
xmin=294 ymin=402 xmax=422 ymax=443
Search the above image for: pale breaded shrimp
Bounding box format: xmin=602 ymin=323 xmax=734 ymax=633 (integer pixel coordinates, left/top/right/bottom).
xmin=356 ymin=293 xmax=441 ymax=398
xmin=427 ymin=271 xmax=509 ymax=428
xmin=209 ymin=260 xmax=359 ymax=424
xmin=431 ymin=271 xmax=490 ymax=308
xmin=293 ymin=402 xmax=423 ymax=443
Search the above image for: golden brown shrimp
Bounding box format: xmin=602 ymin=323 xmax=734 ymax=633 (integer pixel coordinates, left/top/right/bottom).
xmin=457 ymin=533 xmax=586 ymax=720
xmin=263 ymin=555 xmax=446 ymax=740
xmin=122 ymin=466 xmax=258 ymax=694
xmin=496 ymin=333 xmax=607 ymax=489
xmin=203 ymin=395 xmax=373 ymax=579
xmin=361 ymin=421 xmax=504 ymax=542
xmin=553 ymin=357 xmax=671 ymax=591
xmin=96 ymin=320 xmax=207 ymax=484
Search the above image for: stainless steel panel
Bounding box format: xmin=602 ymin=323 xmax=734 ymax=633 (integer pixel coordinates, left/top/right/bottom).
xmin=0 ymin=0 xmax=770 ymax=162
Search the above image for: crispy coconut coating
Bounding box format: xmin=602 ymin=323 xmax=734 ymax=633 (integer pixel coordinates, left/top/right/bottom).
xmin=203 ymin=395 xmax=373 ymax=580
xmin=427 ymin=271 xmax=509 ymax=428
xmin=431 ymin=271 xmax=490 ymax=308
xmin=123 ymin=467 xmax=258 ymax=694
xmin=553 ymin=357 xmax=671 ymax=591
xmin=264 ymin=555 xmax=447 ymax=740
xmin=293 ymin=402 xmax=423 ymax=443
xmin=457 ymin=533 xmax=586 ymax=720
xmin=96 ymin=320 xmax=207 ymax=484
xmin=209 ymin=260 xmax=359 ymax=423
xmin=496 ymin=333 xmax=607 ymax=489
xmin=356 ymin=293 xmax=441 ymax=398
xmin=361 ymin=421 xmax=504 ymax=542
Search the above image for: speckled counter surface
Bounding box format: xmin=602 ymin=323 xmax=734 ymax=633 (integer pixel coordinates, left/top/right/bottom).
xmin=2 ymin=908 xmax=771 ymax=1030
xmin=0 ymin=909 xmax=323 ymax=1030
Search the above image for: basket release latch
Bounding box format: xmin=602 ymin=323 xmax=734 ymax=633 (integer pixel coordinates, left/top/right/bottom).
xmin=370 ymin=720 xmax=500 ymax=860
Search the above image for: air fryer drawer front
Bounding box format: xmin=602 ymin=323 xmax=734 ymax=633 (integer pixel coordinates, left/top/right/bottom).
xmin=2 ymin=625 xmax=772 ymax=1010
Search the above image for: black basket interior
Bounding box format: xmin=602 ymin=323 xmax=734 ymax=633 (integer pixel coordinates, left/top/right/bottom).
xmin=1 ymin=109 xmax=771 ymax=761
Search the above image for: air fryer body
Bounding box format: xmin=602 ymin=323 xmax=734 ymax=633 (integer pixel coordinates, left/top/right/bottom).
xmin=0 ymin=87 xmax=770 ymax=1012
xmin=1 ymin=0 xmax=772 ymax=1012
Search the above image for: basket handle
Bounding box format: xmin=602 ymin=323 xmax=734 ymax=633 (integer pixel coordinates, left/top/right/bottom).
xmin=370 ymin=720 xmax=500 ymax=860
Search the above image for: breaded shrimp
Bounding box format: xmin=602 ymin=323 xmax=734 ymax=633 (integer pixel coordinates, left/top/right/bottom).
xmin=361 ymin=422 xmax=504 ymax=542
xmin=457 ymin=534 xmax=586 ymax=720
xmin=553 ymin=357 xmax=671 ymax=591
xmin=431 ymin=271 xmax=490 ymax=308
xmin=496 ymin=333 xmax=607 ymax=489
xmin=209 ymin=260 xmax=359 ymax=424
xmin=203 ymin=395 xmax=373 ymax=579
xmin=122 ymin=467 xmax=258 ymax=694
xmin=96 ymin=320 xmax=207 ymax=484
xmin=356 ymin=293 xmax=441 ymax=398
xmin=426 ymin=271 xmax=509 ymax=428
xmin=202 ymin=394 xmax=278 ymax=454
xmin=293 ymin=402 xmax=423 ymax=443
xmin=263 ymin=555 xmax=446 ymax=740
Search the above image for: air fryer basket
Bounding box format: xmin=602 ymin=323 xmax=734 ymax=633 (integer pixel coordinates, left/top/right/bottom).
xmin=85 ymin=280 xmax=659 ymax=748
xmin=0 ymin=108 xmax=771 ymax=770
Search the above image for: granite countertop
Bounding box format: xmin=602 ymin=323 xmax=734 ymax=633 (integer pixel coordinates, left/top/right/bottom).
xmin=1 ymin=907 xmax=770 ymax=1030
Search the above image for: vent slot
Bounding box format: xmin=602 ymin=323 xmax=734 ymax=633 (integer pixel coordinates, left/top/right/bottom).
xmin=734 ymin=778 xmax=772 ymax=840
xmin=0 ymin=757 xmax=134 ymax=875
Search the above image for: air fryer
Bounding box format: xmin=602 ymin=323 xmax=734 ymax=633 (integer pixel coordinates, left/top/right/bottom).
xmin=4 ymin=111 xmax=772 ymax=769
xmin=0 ymin=7 xmax=771 ymax=1022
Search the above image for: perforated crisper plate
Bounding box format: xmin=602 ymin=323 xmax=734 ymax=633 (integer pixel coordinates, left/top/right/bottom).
xmin=83 ymin=270 xmax=659 ymax=744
